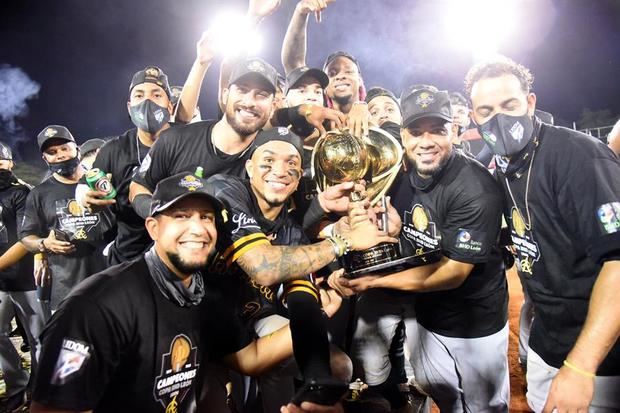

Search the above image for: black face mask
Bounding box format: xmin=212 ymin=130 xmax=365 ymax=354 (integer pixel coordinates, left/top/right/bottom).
xmin=47 ymin=156 xmax=80 ymax=177
xmin=0 ymin=169 xmax=14 ymax=189
xmin=129 ymin=99 xmax=170 ymax=134
xmin=477 ymin=112 xmax=534 ymax=157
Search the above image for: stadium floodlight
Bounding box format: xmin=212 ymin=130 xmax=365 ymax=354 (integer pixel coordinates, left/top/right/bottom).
xmin=209 ymin=10 xmax=263 ymax=57
xmin=443 ymin=0 xmax=519 ymax=61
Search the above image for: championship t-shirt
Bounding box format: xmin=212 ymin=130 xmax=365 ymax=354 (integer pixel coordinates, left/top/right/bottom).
xmin=33 ymin=257 xmax=251 ymax=412
xmin=20 ymin=176 xmax=111 ymax=309
xmin=497 ymin=124 xmax=620 ymax=374
xmin=390 ymin=152 xmax=508 ymax=338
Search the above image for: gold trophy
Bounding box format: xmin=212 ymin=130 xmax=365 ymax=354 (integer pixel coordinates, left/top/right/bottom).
xmin=312 ymin=127 xmax=405 ymax=277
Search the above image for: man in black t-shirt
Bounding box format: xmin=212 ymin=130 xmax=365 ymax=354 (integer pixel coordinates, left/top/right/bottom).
xmin=20 ymin=126 xmax=111 ymax=314
xmin=466 ymin=56 xmax=620 ymax=412
xmin=31 ymin=172 xmax=300 ymax=413
xmin=332 ymin=87 xmax=510 ymax=413
xmin=76 ymin=66 xmax=175 ymax=265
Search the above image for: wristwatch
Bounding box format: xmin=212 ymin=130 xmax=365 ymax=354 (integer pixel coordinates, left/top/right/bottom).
xmin=38 ymin=238 xmax=47 ymax=253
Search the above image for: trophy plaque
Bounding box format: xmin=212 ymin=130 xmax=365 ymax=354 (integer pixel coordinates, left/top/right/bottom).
xmin=312 ymin=127 xmax=441 ymax=277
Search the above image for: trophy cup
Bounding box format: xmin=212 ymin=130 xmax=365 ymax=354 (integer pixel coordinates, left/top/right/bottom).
xmin=312 ymin=127 xmax=439 ymax=277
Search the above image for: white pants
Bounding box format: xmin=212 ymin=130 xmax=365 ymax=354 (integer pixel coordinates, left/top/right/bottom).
xmin=409 ymin=322 xmax=510 ymax=413
xmin=526 ymin=349 xmax=620 ymax=412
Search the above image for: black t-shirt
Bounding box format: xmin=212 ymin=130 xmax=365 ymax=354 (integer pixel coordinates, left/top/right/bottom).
xmin=390 ymin=152 xmax=508 ymax=338
xmin=0 ymin=177 xmax=34 ymax=291
xmin=33 ymin=257 xmax=251 ymax=412
xmin=205 ymin=174 xmax=311 ymax=325
xmin=133 ymin=120 xmax=252 ymax=192
xmin=20 ymin=176 xmax=110 ymax=309
xmin=92 ymin=129 xmax=151 ymax=263
xmin=497 ymin=124 xmax=620 ymax=374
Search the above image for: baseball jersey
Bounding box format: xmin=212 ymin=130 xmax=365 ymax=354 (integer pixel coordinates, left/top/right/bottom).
xmin=497 ymin=124 xmax=620 ymax=374
xmin=390 ymin=151 xmax=508 ymax=338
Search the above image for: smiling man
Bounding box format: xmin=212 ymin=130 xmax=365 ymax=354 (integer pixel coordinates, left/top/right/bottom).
xmin=333 ymin=86 xmax=510 ymax=413
xmin=31 ymin=172 xmax=301 ymax=413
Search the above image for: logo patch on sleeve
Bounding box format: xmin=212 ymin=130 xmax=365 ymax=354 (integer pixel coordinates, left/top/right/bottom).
xmin=51 ymin=338 xmax=91 ymax=385
xmin=597 ymin=202 xmax=620 ymax=234
xmin=454 ymin=229 xmax=484 ymax=253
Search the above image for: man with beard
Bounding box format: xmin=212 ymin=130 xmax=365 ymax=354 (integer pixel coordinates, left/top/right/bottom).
xmin=466 ymin=56 xmax=620 ymax=413
xmin=30 ymin=173 xmax=300 ymax=413
xmin=0 ymin=141 xmax=46 ymax=412
xmin=77 ymin=66 xmax=174 ymax=265
xmin=20 ymin=126 xmax=113 ymax=316
xmin=331 ymin=87 xmax=510 ymax=413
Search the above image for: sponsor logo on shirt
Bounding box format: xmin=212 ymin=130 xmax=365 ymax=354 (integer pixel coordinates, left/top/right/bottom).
xmin=402 ymin=204 xmax=440 ymax=252
xmin=178 ymin=175 xmax=203 ymax=192
xmin=56 ymin=199 xmax=102 ymax=241
xmin=597 ymin=202 xmax=620 ymax=234
xmin=231 ymin=212 xmax=260 ymax=234
xmin=454 ymin=229 xmax=483 ymax=253
xmin=138 ymin=153 xmax=152 ymax=173
xmin=153 ymin=335 xmax=199 ymax=412
xmin=51 ymin=338 xmax=91 ymax=385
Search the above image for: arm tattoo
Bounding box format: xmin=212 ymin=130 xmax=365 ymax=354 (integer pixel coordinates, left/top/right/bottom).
xmin=237 ymin=241 xmax=335 ymax=286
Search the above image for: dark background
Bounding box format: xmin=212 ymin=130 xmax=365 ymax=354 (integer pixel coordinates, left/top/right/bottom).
xmin=1 ymin=0 xmax=619 ymax=164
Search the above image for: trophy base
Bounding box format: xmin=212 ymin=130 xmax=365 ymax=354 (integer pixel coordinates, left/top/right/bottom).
xmin=342 ymin=249 xmax=442 ymax=279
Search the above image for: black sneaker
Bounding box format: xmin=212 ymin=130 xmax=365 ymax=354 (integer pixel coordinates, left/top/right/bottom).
xmin=0 ymin=390 xmax=27 ymax=413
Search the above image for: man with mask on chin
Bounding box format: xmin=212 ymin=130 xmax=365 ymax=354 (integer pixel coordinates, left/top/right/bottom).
xmin=77 ymin=66 xmax=174 ymax=265
xmin=20 ymin=126 xmax=111 ymax=316
xmin=466 ymin=56 xmax=620 ymax=413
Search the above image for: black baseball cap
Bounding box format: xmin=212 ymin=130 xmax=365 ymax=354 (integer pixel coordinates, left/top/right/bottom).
xmin=285 ymin=66 xmax=329 ymax=94
xmin=228 ymin=57 xmax=278 ymax=95
xmin=323 ymin=51 xmax=361 ymax=74
xmin=400 ymin=86 xmax=452 ymax=128
xmin=129 ymin=66 xmax=172 ymax=98
xmin=150 ymin=172 xmax=226 ymax=217
xmin=37 ymin=125 xmax=76 ymax=151
xmin=249 ymin=127 xmax=305 ymax=166
xmin=0 ymin=141 xmax=13 ymax=161
xmin=365 ymin=87 xmax=399 ymax=107
xmin=79 ymin=138 xmax=106 ymax=156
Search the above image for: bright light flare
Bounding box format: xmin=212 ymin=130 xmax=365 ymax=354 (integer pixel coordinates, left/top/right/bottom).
xmin=209 ymin=11 xmax=263 ymax=57
xmin=444 ymin=0 xmax=519 ymax=61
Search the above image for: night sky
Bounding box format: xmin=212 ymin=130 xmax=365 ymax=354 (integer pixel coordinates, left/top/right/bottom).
xmin=1 ymin=0 xmax=619 ymax=162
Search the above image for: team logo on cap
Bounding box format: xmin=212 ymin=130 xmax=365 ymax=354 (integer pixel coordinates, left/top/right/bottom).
xmin=145 ymin=67 xmax=160 ymax=77
xmin=179 ymin=175 xmax=203 ymax=192
xmin=44 ymin=128 xmax=58 ymax=138
xmin=247 ymin=60 xmax=265 ymax=73
xmin=415 ymin=92 xmax=434 ymax=108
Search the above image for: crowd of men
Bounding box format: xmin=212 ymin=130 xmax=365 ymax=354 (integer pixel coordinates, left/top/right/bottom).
xmin=0 ymin=1 xmax=619 ymax=412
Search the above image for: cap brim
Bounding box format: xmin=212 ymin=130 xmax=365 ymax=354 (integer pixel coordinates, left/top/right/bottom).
xmin=39 ymin=137 xmax=74 ymax=151
xmin=402 ymin=113 xmax=453 ymax=128
xmin=231 ymin=72 xmax=276 ymax=94
xmin=151 ymin=192 xmax=226 ymax=217
xmin=287 ymin=68 xmax=329 ymax=92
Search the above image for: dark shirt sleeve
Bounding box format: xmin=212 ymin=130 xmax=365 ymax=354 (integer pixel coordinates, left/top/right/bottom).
xmin=33 ymin=297 xmax=125 ymax=410
xmin=440 ymin=185 xmax=503 ymax=264
xmin=13 ymin=187 xmax=29 ymax=234
xmin=559 ymin=156 xmax=620 ymax=264
xmin=132 ymin=130 xmax=175 ymax=192
xmin=19 ymin=190 xmax=46 ymax=239
xmin=203 ymin=296 xmax=254 ymax=359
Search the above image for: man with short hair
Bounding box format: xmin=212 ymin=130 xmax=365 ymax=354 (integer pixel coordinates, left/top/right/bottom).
xmin=77 ymin=66 xmax=175 ymax=265
xmin=285 ymin=66 xmax=330 ymax=108
xmin=366 ymin=87 xmax=402 ymax=128
xmin=466 ymin=55 xmax=620 ymax=412
xmin=333 ymin=86 xmax=510 ymax=413
xmin=30 ymin=172 xmax=297 ymax=413
xmin=21 ymin=126 xmax=112 ymax=315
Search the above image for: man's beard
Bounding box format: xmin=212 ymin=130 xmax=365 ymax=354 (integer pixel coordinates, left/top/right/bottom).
xmin=166 ymin=251 xmax=206 ymax=275
xmin=409 ymin=152 xmax=450 ymax=178
xmin=331 ymin=92 xmax=354 ymax=107
xmin=225 ymin=105 xmax=268 ymax=137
